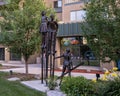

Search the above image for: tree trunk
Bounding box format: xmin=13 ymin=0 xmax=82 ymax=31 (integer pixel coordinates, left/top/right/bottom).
xmin=25 ymin=60 xmax=28 ymax=75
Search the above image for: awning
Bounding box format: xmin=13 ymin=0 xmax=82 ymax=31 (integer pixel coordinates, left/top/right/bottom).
xmin=57 ymin=22 xmax=84 ymax=37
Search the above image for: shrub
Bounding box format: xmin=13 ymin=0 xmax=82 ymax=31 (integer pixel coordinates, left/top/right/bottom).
xmin=95 ymin=67 xmax=120 ymax=96
xmin=100 ymin=77 xmax=120 ymax=96
xmin=48 ymin=77 xmax=58 ymax=90
xmin=60 ymin=76 xmax=95 ymax=96
xmin=93 ymin=81 xmax=108 ymax=96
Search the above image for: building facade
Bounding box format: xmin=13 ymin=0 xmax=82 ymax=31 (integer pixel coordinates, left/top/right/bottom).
xmin=44 ymin=0 xmax=89 ymax=66
xmin=44 ymin=0 xmax=86 ymax=23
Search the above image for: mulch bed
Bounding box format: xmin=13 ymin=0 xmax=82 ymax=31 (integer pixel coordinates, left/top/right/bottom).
xmin=6 ymin=73 xmax=37 ymax=81
xmin=0 ymin=66 xmax=22 ymax=69
xmin=0 ymin=66 xmax=37 ymax=81
xmin=54 ymin=68 xmax=104 ymax=74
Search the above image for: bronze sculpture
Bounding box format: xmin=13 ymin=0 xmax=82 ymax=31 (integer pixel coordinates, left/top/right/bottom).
xmin=47 ymin=14 xmax=58 ymax=53
xmin=40 ymin=12 xmax=58 ymax=84
xmin=55 ymin=48 xmax=72 ymax=85
xmin=47 ymin=14 xmax=58 ymax=77
xmin=40 ymin=11 xmax=48 ymax=48
xmin=40 ymin=11 xmax=84 ymax=85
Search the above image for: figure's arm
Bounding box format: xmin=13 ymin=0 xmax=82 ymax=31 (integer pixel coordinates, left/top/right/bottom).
xmin=55 ymin=21 xmax=58 ymax=30
xmin=46 ymin=16 xmax=49 ymax=21
xmin=55 ymin=54 xmax=64 ymax=59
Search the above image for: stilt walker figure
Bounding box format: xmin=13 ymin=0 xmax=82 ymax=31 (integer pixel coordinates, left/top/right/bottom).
xmin=40 ymin=12 xmax=58 ymax=84
xmin=39 ymin=11 xmax=48 ymax=83
xmin=40 ymin=11 xmax=48 ymax=48
xmin=47 ymin=14 xmax=58 ymax=77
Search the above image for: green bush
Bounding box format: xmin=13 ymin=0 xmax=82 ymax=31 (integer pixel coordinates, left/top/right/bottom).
xmin=93 ymin=81 xmax=108 ymax=96
xmin=48 ymin=77 xmax=58 ymax=90
xmin=99 ymin=77 xmax=120 ymax=96
xmin=94 ymin=76 xmax=120 ymax=96
xmin=60 ymin=76 xmax=95 ymax=96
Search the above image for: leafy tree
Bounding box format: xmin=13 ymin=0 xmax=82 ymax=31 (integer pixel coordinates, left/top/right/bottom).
xmin=0 ymin=0 xmax=52 ymax=74
xmin=83 ymin=0 xmax=120 ymax=63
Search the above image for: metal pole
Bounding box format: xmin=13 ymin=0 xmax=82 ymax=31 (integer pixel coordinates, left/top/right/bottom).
xmin=49 ymin=32 xmax=52 ymax=77
xmin=52 ymin=32 xmax=57 ymax=78
xmin=45 ymin=32 xmax=49 ymax=85
xmin=41 ymin=47 xmax=44 ymax=84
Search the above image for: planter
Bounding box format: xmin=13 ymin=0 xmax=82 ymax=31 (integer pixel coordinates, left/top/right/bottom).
xmin=100 ymin=60 xmax=116 ymax=71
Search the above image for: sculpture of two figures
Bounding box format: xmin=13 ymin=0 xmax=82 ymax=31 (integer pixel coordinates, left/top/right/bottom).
xmin=39 ymin=11 xmax=58 ymax=84
xmin=40 ymin=11 xmax=58 ymax=50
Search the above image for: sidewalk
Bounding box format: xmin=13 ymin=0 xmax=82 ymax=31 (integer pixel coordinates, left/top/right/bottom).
xmin=0 ymin=63 xmax=103 ymax=96
xmin=0 ymin=63 xmax=103 ymax=79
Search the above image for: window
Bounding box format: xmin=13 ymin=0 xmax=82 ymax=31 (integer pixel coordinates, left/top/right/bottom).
xmin=70 ymin=10 xmax=86 ymax=21
xmin=54 ymin=0 xmax=62 ymax=8
xmin=10 ymin=52 xmax=21 ymax=61
xmin=0 ymin=48 xmax=5 ymax=60
xmin=70 ymin=12 xmax=76 ymax=21
xmin=65 ymin=0 xmax=80 ymax=4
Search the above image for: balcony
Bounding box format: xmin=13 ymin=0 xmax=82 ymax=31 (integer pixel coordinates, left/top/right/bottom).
xmin=57 ymin=22 xmax=84 ymax=37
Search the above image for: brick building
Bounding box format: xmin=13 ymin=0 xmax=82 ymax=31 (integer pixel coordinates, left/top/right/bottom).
xmin=44 ymin=0 xmax=86 ymax=23
xmin=43 ymin=0 xmax=89 ymax=67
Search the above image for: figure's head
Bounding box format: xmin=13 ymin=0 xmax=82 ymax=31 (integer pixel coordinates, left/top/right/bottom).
xmin=66 ymin=48 xmax=70 ymax=53
xmin=50 ymin=14 xmax=55 ymax=20
xmin=41 ymin=11 xmax=46 ymax=16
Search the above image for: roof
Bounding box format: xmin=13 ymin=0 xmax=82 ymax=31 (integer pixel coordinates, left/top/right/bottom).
xmin=57 ymin=22 xmax=84 ymax=37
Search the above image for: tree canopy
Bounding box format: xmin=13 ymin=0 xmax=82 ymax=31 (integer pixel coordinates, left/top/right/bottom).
xmin=83 ymin=0 xmax=120 ymax=62
xmin=0 ymin=0 xmax=53 ymax=73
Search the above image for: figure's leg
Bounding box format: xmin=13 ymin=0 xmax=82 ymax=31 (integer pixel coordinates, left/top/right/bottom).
xmin=70 ymin=61 xmax=73 ymax=69
xmin=43 ymin=32 xmax=49 ymax=85
xmin=41 ymin=32 xmax=47 ymax=48
xmin=48 ymin=32 xmax=53 ymax=77
xmin=59 ymin=65 xmax=66 ymax=86
xmin=48 ymin=32 xmax=52 ymax=54
xmin=68 ymin=65 xmax=71 ymax=77
xmin=41 ymin=33 xmax=47 ymax=84
xmin=61 ymin=65 xmax=66 ymax=76
xmin=52 ymin=32 xmax=57 ymax=54
xmin=51 ymin=32 xmax=57 ymax=78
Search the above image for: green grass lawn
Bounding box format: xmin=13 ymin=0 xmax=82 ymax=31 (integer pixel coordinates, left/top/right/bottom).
xmin=0 ymin=72 xmax=45 ymax=96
